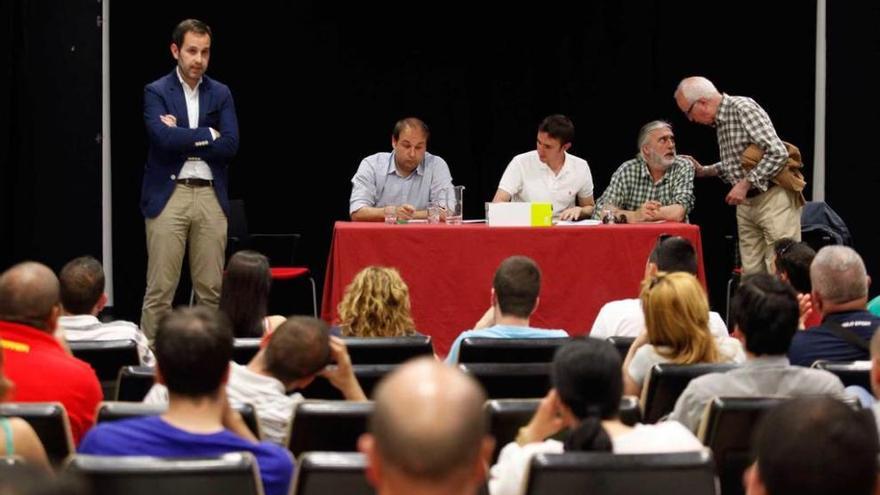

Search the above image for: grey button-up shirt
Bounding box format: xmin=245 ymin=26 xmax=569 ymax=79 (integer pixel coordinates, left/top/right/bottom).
xmin=349 ymin=151 xmax=454 ymax=214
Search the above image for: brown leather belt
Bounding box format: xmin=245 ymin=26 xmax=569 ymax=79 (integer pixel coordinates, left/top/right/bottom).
xmin=745 ymin=183 xmax=774 ymax=198
xmin=176 ymin=178 xmax=213 ymax=187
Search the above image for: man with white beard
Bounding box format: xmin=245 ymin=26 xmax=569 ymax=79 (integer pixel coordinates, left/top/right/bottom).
xmin=593 ymin=121 xmax=695 ymax=222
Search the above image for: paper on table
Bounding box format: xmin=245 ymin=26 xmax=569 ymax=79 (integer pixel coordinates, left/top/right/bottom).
xmin=554 ymin=219 xmax=601 ymax=226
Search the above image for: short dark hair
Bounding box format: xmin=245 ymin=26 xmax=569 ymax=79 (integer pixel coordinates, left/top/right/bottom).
xmin=773 ymin=239 xmax=816 ymax=294
xmin=219 ymin=250 xmax=271 ymax=338
xmin=648 ymin=235 xmax=698 ymax=275
xmin=172 ymin=19 xmax=212 ymax=48
xmin=493 ymin=256 xmax=541 ymax=318
xmin=154 ymin=306 xmax=233 ymax=398
xmin=59 ymin=256 xmax=104 ymax=315
xmin=537 ymin=114 xmax=575 ymax=146
xmin=754 ymin=397 xmax=879 ymax=495
xmin=392 ymin=117 xmax=430 ymax=141
xmin=264 ymin=316 xmax=331 ymax=384
xmin=732 ymin=274 xmax=799 ymax=355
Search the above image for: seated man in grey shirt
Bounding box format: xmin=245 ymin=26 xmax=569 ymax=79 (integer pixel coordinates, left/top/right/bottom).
xmin=349 ymin=117 xmax=454 ymax=222
xmin=668 ymin=274 xmax=844 ymax=432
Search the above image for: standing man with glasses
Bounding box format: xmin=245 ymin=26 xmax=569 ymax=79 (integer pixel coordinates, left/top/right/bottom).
xmin=673 ymin=76 xmax=801 ymax=274
xmin=140 ymin=19 xmax=239 ymax=338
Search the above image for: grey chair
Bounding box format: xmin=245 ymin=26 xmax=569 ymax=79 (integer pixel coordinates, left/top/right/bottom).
xmin=459 ymin=363 xmax=551 ymax=399
xmin=233 ymin=338 xmax=262 ymax=364
xmin=640 ymin=363 xmax=739 ymax=423
xmin=299 ymin=364 xmax=396 ymax=400
xmin=288 ymin=401 xmax=373 ymax=458
xmin=115 ymin=366 xmax=156 ymax=401
xmin=291 ymin=452 xmax=372 ymax=495
xmin=343 ymin=336 xmax=433 ymax=364
xmin=524 ymin=449 xmax=718 ymax=495
xmin=606 ymin=336 xmax=635 ymax=361
xmin=0 ymin=402 xmax=73 ymax=466
xmin=457 ymin=337 xmax=571 ymax=363
xmin=69 ymin=339 xmax=140 ymax=398
xmin=812 ymin=360 xmax=871 ymax=390
xmin=96 ymin=401 xmax=262 ymax=440
xmin=66 ymin=452 xmax=264 ymax=495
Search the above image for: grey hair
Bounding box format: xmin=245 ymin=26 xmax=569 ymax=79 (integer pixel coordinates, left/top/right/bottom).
xmin=637 ymin=120 xmax=673 ymax=151
xmin=675 ymin=77 xmax=720 ymax=104
xmin=810 ymin=246 xmax=868 ymax=304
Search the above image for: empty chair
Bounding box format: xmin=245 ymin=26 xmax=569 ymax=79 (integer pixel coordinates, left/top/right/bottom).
xmin=641 ymin=363 xmax=738 ymax=423
xmin=0 ymin=403 xmax=73 ymax=466
xmin=96 ymin=401 xmax=262 ymax=440
xmin=459 ymin=363 xmax=551 ymax=399
xmin=458 ymin=338 xmax=571 ymax=364
xmin=812 ymin=360 xmax=871 ymax=390
xmin=69 ymin=339 xmax=140 ymax=397
xmin=291 ymin=452 xmax=372 ymax=495
xmin=288 ymin=401 xmax=373 ymax=458
xmin=698 ymin=397 xmax=786 ymax=495
xmin=343 ymin=336 xmax=432 ymax=364
xmin=524 ymin=449 xmax=717 ymax=495
xmin=483 ymin=397 xmax=642 ymax=462
xmin=233 ymin=338 xmax=262 ymax=364
xmin=115 ymin=366 xmax=156 ymax=402
xmin=299 ymin=364 xmax=396 ymax=400
xmin=66 ymin=452 xmax=263 ymax=495
xmin=606 ymin=336 xmax=635 ymax=361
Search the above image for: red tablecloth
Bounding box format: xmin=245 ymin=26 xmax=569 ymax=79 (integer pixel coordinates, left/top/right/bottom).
xmin=322 ymin=221 xmax=705 ymax=357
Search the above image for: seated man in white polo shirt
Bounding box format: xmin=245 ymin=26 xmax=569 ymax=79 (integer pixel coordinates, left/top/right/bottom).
xmin=492 ymin=114 xmax=594 ymax=221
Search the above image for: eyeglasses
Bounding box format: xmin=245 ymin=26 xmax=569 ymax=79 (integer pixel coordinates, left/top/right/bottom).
xmin=686 ymin=99 xmax=701 ymax=119
xmin=774 ymin=241 xmax=797 ymax=258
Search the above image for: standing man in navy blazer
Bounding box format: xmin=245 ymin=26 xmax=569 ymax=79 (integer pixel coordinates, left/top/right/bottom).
xmin=140 ymin=19 xmax=239 ymax=338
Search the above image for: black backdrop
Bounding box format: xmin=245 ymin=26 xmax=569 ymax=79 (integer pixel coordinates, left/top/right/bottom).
xmin=2 ymin=0 xmax=877 ymax=326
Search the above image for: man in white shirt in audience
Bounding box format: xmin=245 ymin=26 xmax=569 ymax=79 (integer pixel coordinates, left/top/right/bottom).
xmin=358 ymin=357 xmax=494 ymax=495
xmin=590 ymin=235 xmax=728 ymax=340
xmin=445 ymin=256 xmax=568 ymax=363
xmin=57 ymin=256 xmax=154 ymax=366
xmin=144 ymin=316 xmax=366 ymax=445
xmin=744 ymin=397 xmax=878 ymax=495
xmin=668 ymin=274 xmax=843 ymax=432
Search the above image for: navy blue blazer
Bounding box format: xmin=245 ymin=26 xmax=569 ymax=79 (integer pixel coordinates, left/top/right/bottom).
xmin=141 ymin=69 xmax=239 ymax=218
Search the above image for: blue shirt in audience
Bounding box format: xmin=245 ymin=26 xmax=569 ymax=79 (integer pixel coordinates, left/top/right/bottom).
xmin=445 ymin=324 xmax=569 ymax=364
xmin=788 ymin=310 xmax=880 ymax=366
xmin=79 ymin=416 xmax=293 ymax=495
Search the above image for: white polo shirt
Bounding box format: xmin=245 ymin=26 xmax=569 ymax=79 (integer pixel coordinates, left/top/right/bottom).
xmin=497 ymin=150 xmax=593 ymax=215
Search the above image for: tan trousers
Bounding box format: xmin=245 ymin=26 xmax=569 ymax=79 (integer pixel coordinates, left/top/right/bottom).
xmin=141 ymin=184 xmax=227 ymax=338
xmin=736 ymin=185 xmax=802 ymax=275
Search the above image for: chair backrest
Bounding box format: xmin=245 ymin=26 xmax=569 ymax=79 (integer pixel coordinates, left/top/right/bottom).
xmin=343 ymin=336 xmax=433 ymax=364
xmin=96 ymin=401 xmax=262 ymax=440
xmin=698 ymin=397 xmax=787 ymax=495
xmin=233 ymin=338 xmax=262 ymax=365
xmin=458 ymin=338 xmax=571 ymax=363
xmin=483 ymin=397 xmax=642 ymax=462
xmin=291 ymin=452 xmax=372 ymax=495
xmin=115 ymin=366 xmax=156 ymax=401
xmin=299 ymin=365 xmax=396 ymax=400
xmin=66 ymin=452 xmax=264 ymax=495
xmin=459 ymin=363 xmax=551 ymax=399
xmin=606 ymin=336 xmax=635 ymax=361
xmin=812 ymin=360 xmax=871 ymax=390
xmin=0 ymin=402 xmax=73 ymax=466
xmin=288 ymin=401 xmax=374 ymax=458
xmin=641 ymin=363 xmax=739 ymax=423
xmin=69 ymin=340 xmax=140 ymax=381
xmin=524 ymin=449 xmax=717 ymax=495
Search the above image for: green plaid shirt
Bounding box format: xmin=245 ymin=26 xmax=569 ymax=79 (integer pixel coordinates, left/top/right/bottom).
xmin=713 ymin=94 xmax=787 ymax=191
xmin=593 ymin=154 xmax=695 ymax=218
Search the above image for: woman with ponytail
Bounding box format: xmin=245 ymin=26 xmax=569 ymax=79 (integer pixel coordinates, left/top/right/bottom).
xmin=488 ymin=339 xmax=702 ymax=495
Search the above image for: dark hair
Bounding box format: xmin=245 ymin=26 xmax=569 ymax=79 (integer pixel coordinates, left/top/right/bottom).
xmin=648 ymin=235 xmax=698 ymax=275
xmin=553 ymin=339 xmax=620 ymax=452
xmin=732 ymin=274 xmax=799 ymax=355
xmin=753 ymin=397 xmax=879 ymax=495
xmin=264 ymin=317 xmax=331 ymax=384
xmin=537 ymin=114 xmax=575 ymax=146
xmin=773 ymin=239 xmax=816 ymax=294
xmin=172 ymin=19 xmax=212 ymax=48
xmin=154 ymin=306 xmax=233 ymax=398
xmin=493 ymin=256 xmax=541 ymax=318
xmin=58 ymin=256 xmax=104 ymax=315
xmin=392 ymin=117 xmax=430 ymax=141
xmin=219 ymin=250 xmax=271 ymax=338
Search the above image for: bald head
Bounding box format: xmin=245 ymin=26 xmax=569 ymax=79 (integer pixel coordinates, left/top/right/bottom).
xmin=811 ymin=246 xmax=868 ymax=305
xmin=675 ymin=76 xmax=721 ymax=104
xmin=368 ymin=358 xmax=489 ymax=482
xmin=0 ymin=262 xmax=60 ymax=331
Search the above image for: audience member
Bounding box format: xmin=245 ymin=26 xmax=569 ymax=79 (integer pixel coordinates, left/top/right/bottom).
xmin=218 ymin=250 xmax=285 ymax=338
xmin=772 ymin=238 xmax=819 ymax=328
xmin=335 ymin=266 xmax=417 ymax=337
xmin=446 ymin=256 xmax=568 ymax=363
xmin=359 ymin=357 xmax=494 ymax=495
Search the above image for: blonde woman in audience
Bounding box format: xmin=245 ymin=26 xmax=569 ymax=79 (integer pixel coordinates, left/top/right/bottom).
xmin=335 ymin=266 xmax=417 ymax=337
xmin=622 ymin=271 xmax=743 ymax=396
xmin=0 ymin=349 xmax=51 ymax=471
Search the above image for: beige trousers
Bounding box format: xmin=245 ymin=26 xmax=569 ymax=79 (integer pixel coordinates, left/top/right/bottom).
xmin=141 ymin=184 xmax=227 ymax=338
xmin=736 ymin=185 xmax=802 ymax=275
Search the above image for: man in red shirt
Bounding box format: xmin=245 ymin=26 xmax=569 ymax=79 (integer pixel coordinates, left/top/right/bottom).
xmin=0 ymin=262 xmax=102 ymax=444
